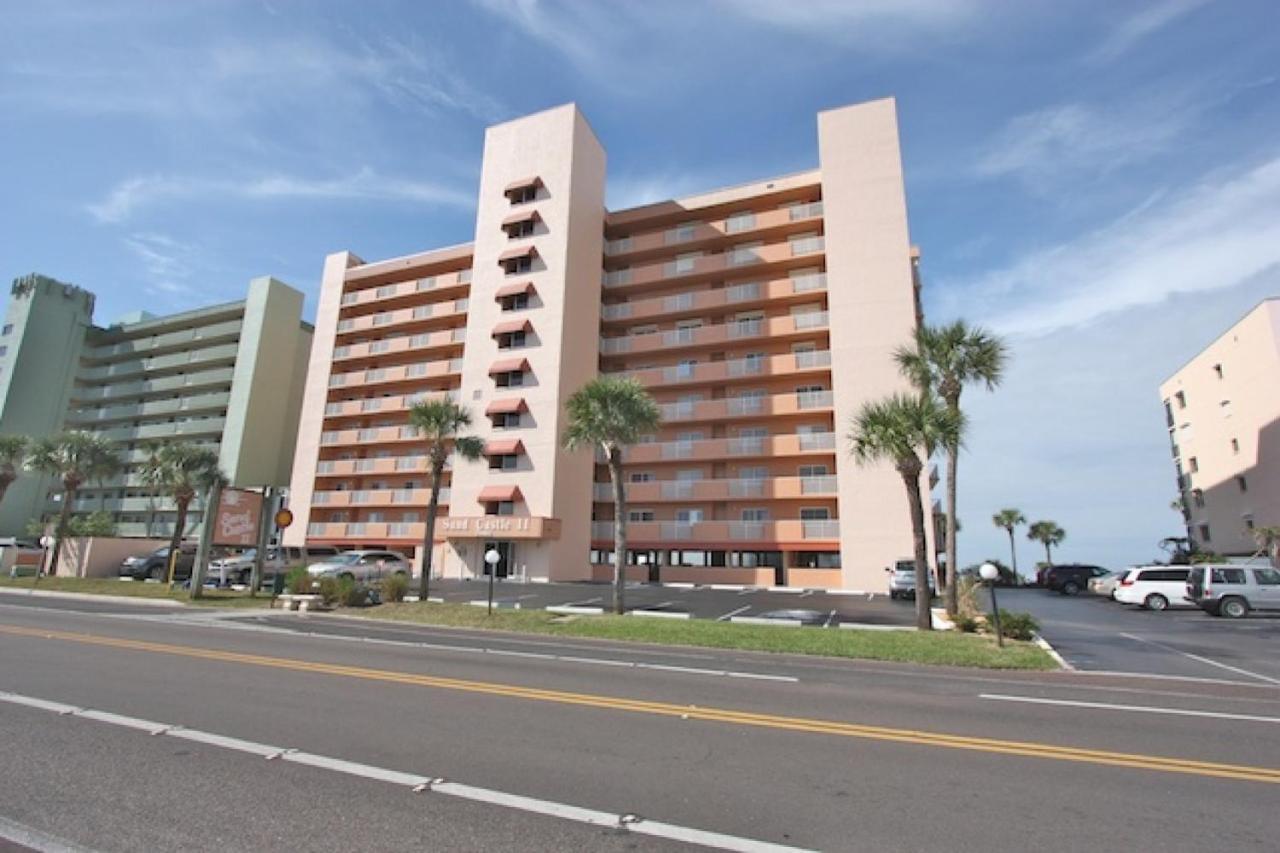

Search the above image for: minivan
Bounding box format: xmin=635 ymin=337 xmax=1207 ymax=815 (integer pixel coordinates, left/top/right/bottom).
xmin=1186 ymin=564 xmax=1280 ymax=618
xmin=1113 ymin=566 xmax=1192 ymax=610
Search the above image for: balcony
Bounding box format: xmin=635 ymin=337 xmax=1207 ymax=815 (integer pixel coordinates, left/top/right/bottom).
xmin=617 ymin=431 xmax=836 ymax=464
xmin=335 ymin=298 xmax=469 ymax=336
xmin=339 ymin=271 xmax=470 ymax=309
xmin=312 ymin=488 xmax=445 ymax=508
xmin=315 ymin=455 xmax=444 ymax=477
xmin=603 ymin=202 xmax=824 ymax=259
xmin=95 ymin=416 xmax=227 ymax=443
xmin=657 ymin=390 xmax=832 ymax=423
xmin=332 ymin=327 xmax=466 ymax=363
xmin=609 ymin=350 xmax=831 ymax=389
xmin=320 ymin=422 xmax=437 ymax=448
xmin=589 ymin=518 xmax=838 ymax=544
xmin=328 ymin=358 xmax=463 ymax=390
xmin=83 ymin=319 xmax=243 ymax=362
xmin=600 ymin=273 xmax=826 ymax=323
xmin=77 ymin=343 xmax=241 ymax=382
xmin=600 ymin=312 xmax=827 ymax=356
xmin=602 ymin=238 xmax=825 ymax=292
xmin=592 ymin=475 xmax=836 ymax=503
xmin=70 ymin=367 xmax=236 ymax=403
xmin=323 ymin=390 xmax=458 ymax=419
xmin=306 ymin=521 xmax=427 ymax=541
xmin=66 ymin=390 xmax=230 ymax=426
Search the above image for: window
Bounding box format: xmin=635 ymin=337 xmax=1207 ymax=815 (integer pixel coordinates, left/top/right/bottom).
xmin=500 ymin=293 xmax=529 ymax=311
xmin=485 ymin=501 xmax=515 ymax=516
xmin=505 ymin=219 xmax=535 ymax=239
xmin=800 ymin=508 xmax=830 ymax=520
xmin=1237 ymin=475 xmax=1248 ymax=492
xmin=0 ymin=346 xmax=7 ymax=356
xmin=494 ymin=370 xmax=524 ymax=388
xmin=1245 ymin=516 xmax=1255 ymax=531
xmin=668 ymin=222 xmax=697 ymax=243
xmin=492 ymin=412 xmax=522 ymax=429
xmin=1231 ymin=437 xmax=1240 ymax=454
xmin=798 ymin=464 xmax=829 ymax=477
xmin=628 ymin=509 xmax=655 ymax=522
xmin=1192 ymin=489 xmax=1205 ymax=508
xmin=1213 ymin=363 xmax=1223 ymax=379
xmin=794 ymin=551 xmax=840 ymax=569
xmin=1220 ymin=400 xmax=1232 ymax=418
xmin=725 ymin=211 xmax=755 ymax=234
xmin=497 ymin=330 xmax=526 ymax=349
xmin=628 ymin=471 xmax=655 ymax=483
xmin=1188 ymin=456 xmax=1199 ymax=473
xmin=1210 ymin=567 xmax=1246 ymax=584
xmin=1253 ymin=568 xmax=1280 ymax=586
xmin=1 ymin=324 xmax=11 ymax=335
xmin=502 ymin=255 xmax=533 ymax=275
xmin=676 ymin=509 xmax=704 ymax=523
xmin=488 ymin=454 xmax=519 ymax=471
xmin=1175 ymin=391 xmax=1186 ymax=408
xmin=511 ymin=185 xmax=537 ymax=205
xmin=741 ymin=508 xmax=770 ymax=522
xmin=1198 ymin=523 xmax=1211 ymax=542
xmin=671 ymin=252 xmax=700 ymax=274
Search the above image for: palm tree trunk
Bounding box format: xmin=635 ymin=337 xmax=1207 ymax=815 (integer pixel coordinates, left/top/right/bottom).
xmin=944 ymin=442 xmax=959 ymax=618
xmin=609 ymin=448 xmax=626 ymax=615
xmin=49 ymin=484 xmax=77 ymax=576
xmin=1006 ymin=528 xmax=1018 ymax=580
xmin=167 ymin=497 xmax=189 ymax=585
xmin=902 ymin=471 xmax=932 ymax=631
xmin=419 ymin=462 xmax=444 ymax=601
xmin=1044 ymin=542 xmax=1052 ymax=565
xmin=0 ymin=474 xmax=14 ymax=508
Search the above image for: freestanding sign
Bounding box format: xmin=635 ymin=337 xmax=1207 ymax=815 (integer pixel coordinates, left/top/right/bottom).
xmin=212 ymin=488 xmax=264 ymax=547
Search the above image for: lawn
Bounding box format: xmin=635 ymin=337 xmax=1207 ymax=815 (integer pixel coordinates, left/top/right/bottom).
xmin=0 ymin=576 xmax=273 ymax=608
xmin=359 ymin=601 xmax=1056 ymax=670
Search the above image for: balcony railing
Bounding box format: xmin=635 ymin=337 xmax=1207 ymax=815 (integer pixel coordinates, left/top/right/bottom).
xmin=789 ymin=201 xmax=824 ymax=221
xmin=609 ymin=350 xmax=831 ymax=389
xmin=790 ymin=236 xmax=825 ymax=256
xmin=591 ymin=475 xmax=837 ymax=502
xmin=612 ymin=431 xmax=836 ymax=463
xmin=590 ymin=518 xmax=839 ymax=542
xmin=599 ymin=274 xmax=828 ymax=325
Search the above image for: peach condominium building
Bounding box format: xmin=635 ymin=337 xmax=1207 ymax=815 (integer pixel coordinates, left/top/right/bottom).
xmin=286 ymin=98 xmax=931 ymax=592
xmin=1161 ymin=298 xmax=1280 ymax=558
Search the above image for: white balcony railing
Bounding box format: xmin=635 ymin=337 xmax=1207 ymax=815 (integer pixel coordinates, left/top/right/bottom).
xmin=790 ymin=236 xmax=825 ymax=256
xmin=789 ymin=201 xmax=824 ymax=221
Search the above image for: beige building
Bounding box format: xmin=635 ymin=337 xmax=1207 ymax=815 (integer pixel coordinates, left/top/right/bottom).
xmin=0 ymin=275 xmax=312 ymax=538
xmin=1161 ymin=298 xmax=1280 ymax=556
xmin=286 ymin=99 xmax=931 ymax=591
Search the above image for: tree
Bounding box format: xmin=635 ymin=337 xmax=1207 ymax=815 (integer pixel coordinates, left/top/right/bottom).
xmin=896 ymin=321 xmax=1008 ymax=618
xmin=138 ymin=441 xmax=225 ymax=585
xmin=408 ymin=400 xmax=484 ymax=601
xmin=991 ymin=508 xmax=1026 ymax=581
xmin=1249 ymin=525 xmax=1280 ymax=565
xmin=563 ymin=377 xmax=661 ymax=615
xmin=1027 ymin=520 xmax=1065 ymax=565
xmin=25 ymin=431 xmax=122 ymax=575
xmin=850 ymin=392 xmax=963 ymax=631
xmin=0 ymin=435 xmax=28 ymax=509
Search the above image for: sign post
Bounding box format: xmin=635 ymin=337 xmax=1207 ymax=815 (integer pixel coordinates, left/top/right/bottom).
xmin=248 ymin=486 xmax=274 ymax=597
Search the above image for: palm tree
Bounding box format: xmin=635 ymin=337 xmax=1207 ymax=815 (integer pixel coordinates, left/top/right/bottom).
xmin=1027 ymin=520 xmax=1065 ymax=565
xmin=562 ymin=377 xmax=662 ymax=615
xmin=138 ymin=441 xmax=225 ymax=584
xmin=25 ymin=431 xmax=122 ymax=575
xmin=896 ymin=321 xmax=1008 ymax=618
xmin=850 ymin=392 xmax=963 ymax=631
xmin=1249 ymin=525 xmax=1280 ymax=565
xmin=991 ymin=508 xmax=1026 ymax=582
xmin=0 ymin=435 xmax=28 ymax=509
xmin=409 ymin=399 xmax=484 ymax=601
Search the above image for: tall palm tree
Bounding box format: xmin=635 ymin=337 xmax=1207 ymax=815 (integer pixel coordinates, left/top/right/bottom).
xmin=896 ymin=321 xmax=1008 ymax=618
xmin=138 ymin=441 xmax=225 ymax=584
xmin=1027 ymin=520 xmax=1065 ymax=565
xmin=850 ymin=392 xmax=963 ymax=631
xmin=25 ymin=431 xmax=122 ymax=575
xmin=563 ymin=377 xmax=661 ymax=615
xmin=991 ymin=508 xmax=1026 ymax=581
xmin=0 ymin=435 xmax=28 ymax=509
xmin=409 ymin=399 xmax=484 ymax=601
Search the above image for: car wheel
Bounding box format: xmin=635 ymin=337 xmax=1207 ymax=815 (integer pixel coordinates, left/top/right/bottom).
xmin=1144 ymin=593 xmax=1169 ymax=611
xmin=1062 ymin=581 xmax=1080 ymax=596
xmin=889 ymin=591 xmax=898 ymax=600
xmin=1219 ymin=597 xmax=1249 ymax=619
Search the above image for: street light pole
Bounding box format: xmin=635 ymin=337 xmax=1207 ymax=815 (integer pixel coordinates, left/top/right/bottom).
xmin=484 ymin=548 xmax=500 ymax=615
xmin=980 ymin=562 xmax=1003 ymax=647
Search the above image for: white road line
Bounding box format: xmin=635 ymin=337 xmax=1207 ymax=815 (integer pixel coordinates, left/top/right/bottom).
xmin=980 ymin=693 xmax=1280 ymax=724
xmin=1080 ymin=670 xmax=1280 ymax=689
xmin=725 ymin=671 xmax=798 ymax=683
xmin=1033 ymin=634 xmax=1074 ymax=671
xmin=0 ymin=815 xmax=96 ymax=853
xmin=1120 ymin=633 xmax=1280 ymax=686
xmin=0 ymin=690 xmax=811 ymax=853
xmin=717 ymin=605 xmax=752 ymax=621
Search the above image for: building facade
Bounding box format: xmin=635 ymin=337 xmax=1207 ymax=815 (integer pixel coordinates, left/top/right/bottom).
xmin=0 ymin=275 xmax=313 ymax=538
xmin=1161 ymin=298 xmax=1280 ymax=557
xmin=286 ymin=98 xmax=930 ymax=591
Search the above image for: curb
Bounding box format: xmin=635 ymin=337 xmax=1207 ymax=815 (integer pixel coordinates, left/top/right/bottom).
xmin=1033 ymin=633 xmax=1074 ymax=670
xmin=627 ymin=610 xmax=691 ymax=620
xmin=729 ymin=616 xmax=803 ymax=627
xmin=546 ymin=604 xmax=605 ymax=616
xmin=0 ymin=586 xmax=187 ymax=608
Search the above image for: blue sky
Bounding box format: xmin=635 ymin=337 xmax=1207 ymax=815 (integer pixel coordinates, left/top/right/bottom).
xmin=3 ymin=0 xmax=1279 ymax=570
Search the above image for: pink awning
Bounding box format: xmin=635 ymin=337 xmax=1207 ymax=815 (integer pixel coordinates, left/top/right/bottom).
xmin=477 ymin=484 xmax=523 ymax=502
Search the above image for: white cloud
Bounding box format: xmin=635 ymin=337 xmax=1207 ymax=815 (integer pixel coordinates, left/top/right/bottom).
xmin=88 ymin=168 xmax=474 ymax=224
xmin=1088 ymin=0 xmax=1213 ymax=63
xmin=123 ymin=232 xmax=197 ymax=297
xmin=717 ymin=0 xmax=975 ymax=36
xmin=940 ymin=154 xmax=1280 ymax=337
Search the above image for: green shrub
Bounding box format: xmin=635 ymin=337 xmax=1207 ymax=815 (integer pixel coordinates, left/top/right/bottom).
xmin=284 ymin=565 xmax=313 ymax=595
xmin=953 ymin=613 xmax=980 ymax=633
xmin=993 ymin=611 xmax=1039 ymax=641
xmin=381 ymin=573 xmax=409 ymax=603
xmin=317 ymin=575 xmax=342 ymax=607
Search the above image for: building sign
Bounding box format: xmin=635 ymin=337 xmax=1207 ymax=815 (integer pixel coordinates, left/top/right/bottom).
xmin=440 ymin=516 xmax=561 ymax=540
xmin=212 ymin=488 xmax=264 ymax=547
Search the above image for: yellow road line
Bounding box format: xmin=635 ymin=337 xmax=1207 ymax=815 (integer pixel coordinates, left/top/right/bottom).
xmin=3 ymin=623 xmax=1278 ymax=784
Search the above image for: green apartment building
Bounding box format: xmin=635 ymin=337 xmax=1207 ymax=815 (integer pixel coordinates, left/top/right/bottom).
xmin=0 ymin=274 xmax=313 ymax=538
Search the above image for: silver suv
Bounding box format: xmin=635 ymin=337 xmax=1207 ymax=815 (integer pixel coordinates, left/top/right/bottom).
xmin=1186 ymin=564 xmax=1280 ymax=618
xmin=887 ymin=560 xmax=934 ymax=600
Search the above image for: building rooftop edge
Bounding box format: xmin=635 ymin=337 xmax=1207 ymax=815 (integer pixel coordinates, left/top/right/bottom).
xmin=1158 ymin=297 xmax=1280 ymax=389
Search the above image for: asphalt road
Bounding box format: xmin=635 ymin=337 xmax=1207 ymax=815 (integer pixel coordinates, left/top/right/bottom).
xmin=1 ymin=596 xmax=1278 ymax=851
xmin=988 ymin=588 xmax=1280 ymax=684
xmin=419 ymin=578 xmax=913 ymax=627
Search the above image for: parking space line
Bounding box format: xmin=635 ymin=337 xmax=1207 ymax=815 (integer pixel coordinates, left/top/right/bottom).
xmin=1120 ymin=633 xmax=1280 ymax=686
xmin=981 ymin=693 xmax=1280 ymax=724
xmin=717 ymin=605 xmax=752 ymax=622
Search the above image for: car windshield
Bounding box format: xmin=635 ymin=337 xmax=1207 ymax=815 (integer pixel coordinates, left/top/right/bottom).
xmin=331 ymin=553 xmax=364 ymax=565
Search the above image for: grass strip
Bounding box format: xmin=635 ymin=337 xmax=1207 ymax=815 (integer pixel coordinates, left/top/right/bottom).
xmin=0 ymin=576 xmax=273 ymax=608
xmin=359 ymin=601 xmax=1056 ymax=670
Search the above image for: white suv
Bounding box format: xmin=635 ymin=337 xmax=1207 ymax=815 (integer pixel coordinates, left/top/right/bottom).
xmin=1113 ymin=566 xmax=1192 ymax=611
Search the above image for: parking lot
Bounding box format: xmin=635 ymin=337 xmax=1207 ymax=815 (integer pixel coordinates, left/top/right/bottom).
xmin=417 ymin=578 xmax=916 ymax=627
xmin=991 ymin=587 xmax=1280 ymax=684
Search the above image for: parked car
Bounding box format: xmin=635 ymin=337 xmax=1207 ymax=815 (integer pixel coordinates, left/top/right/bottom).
xmin=1113 ymin=566 xmax=1193 ymax=610
xmin=208 ymin=545 xmax=341 ymax=586
xmin=119 ymin=543 xmax=197 ymax=581
xmin=887 ymin=560 xmax=933 ymax=600
xmin=1043 ymin=564 xmax=1110 ymax=595
xmin=306 ymin=550 xmax=410 ymax=583
xmin=1186 ymin=564 xmax=1280 ymax=618
xmin=1088 ymin=570 xmax=1125 ymax=598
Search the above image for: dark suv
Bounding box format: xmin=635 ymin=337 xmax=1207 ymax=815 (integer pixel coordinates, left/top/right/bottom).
xmin=119 ymin=543 xmax=197 ymax=581
xmin=1043 ymin=564 xmax=1109 ymax=595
